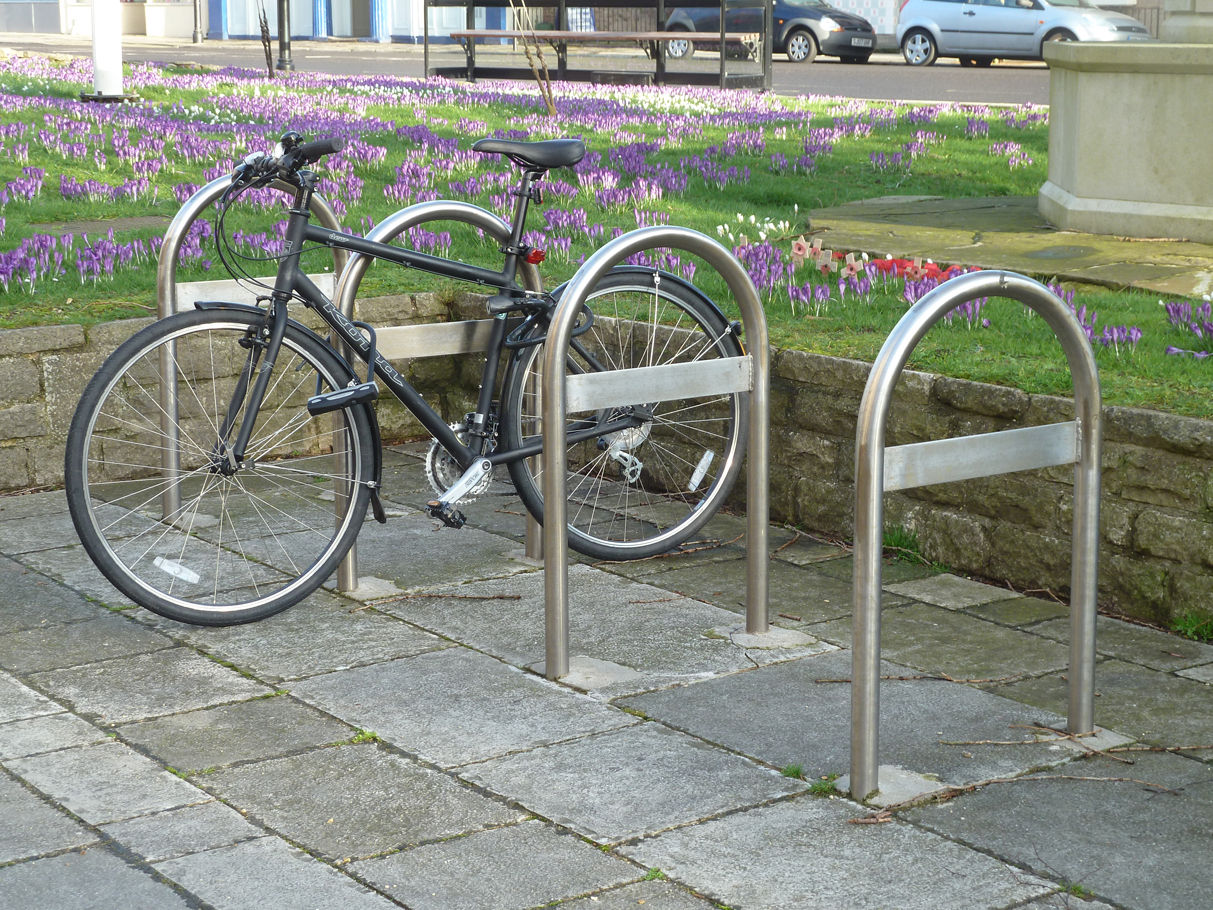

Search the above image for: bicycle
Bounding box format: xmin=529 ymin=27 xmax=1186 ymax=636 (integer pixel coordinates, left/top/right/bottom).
xmin=64 ymin=131 xmax=749 ymax=626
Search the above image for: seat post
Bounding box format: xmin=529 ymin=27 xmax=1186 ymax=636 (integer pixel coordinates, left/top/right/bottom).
xmin=502 ymin=167 xmax=545 ymax=285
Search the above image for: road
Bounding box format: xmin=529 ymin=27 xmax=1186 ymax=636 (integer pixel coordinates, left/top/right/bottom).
xmin=0 ymin=33 xmax=1050 ymax=106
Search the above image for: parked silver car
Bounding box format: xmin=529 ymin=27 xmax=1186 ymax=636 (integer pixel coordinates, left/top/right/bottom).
xmin=896 ymin=0 xmax=1153 ymax=67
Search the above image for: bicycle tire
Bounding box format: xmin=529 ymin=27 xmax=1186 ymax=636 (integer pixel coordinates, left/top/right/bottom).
xmin=500 ymin=268 xmax=748 ymax=561
xmin=65 ymin=308 xmax=376 ymax=625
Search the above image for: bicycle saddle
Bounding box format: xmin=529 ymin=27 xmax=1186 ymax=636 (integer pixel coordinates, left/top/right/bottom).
xmin=471 ymin=138 xmax=586 ymax=171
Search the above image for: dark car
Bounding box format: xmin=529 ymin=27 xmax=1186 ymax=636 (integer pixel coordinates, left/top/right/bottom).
xmin=665 ymin=0 xmax=877 ymax=63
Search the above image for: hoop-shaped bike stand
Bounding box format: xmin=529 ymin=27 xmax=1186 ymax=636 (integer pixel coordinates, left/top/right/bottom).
xmin=154 ymin=177 xmax=346 ymax=525
xmin=850 ymin=270 xmax=1102 ymax=801
xmin=540 ymin=226 xmax=771 ymax=680
xmin=331 ymin=201 xmax=544 ymax=589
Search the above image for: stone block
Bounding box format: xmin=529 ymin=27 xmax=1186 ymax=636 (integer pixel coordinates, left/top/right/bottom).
xmin=84 ymin=316 xmax=153 ymax=352
xmin=1105 ymin=442 xmax=1208 ymax=510
xmin=1105 ymin=403 xmax=1213 ymax=459
xmin=1099 ymin=553 xmax=1174 ymax=625
xmin=983 ymin=526 xmax=1073 ymax=594
xmin=0 ymin=323 xmax=85 ymax=357
xmin=1133 ymin=508 xmax=1213 ymax=568
xmin=0 ymin=848 xmax=192 ymax=909
xmin=0 ymin=358 xmax=41 ymax=402
xmin=0 ymin=443 xmax=32 ymax=490
xmin=932 ymin=375 xmax=1030 ymax=419
xmin=0 ymin=402 xmax=47 ymax=440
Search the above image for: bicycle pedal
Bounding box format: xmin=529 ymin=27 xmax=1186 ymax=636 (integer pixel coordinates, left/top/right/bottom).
xmin=424 ymin=500 xmax=466 ymax=529
xmin=307 ymin=381 xmax=378 ymax=416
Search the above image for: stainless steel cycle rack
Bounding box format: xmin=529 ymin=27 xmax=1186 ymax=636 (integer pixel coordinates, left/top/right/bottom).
xmin=331 ymin=200 xmax=544 ymax=589
xmin=539 ymin=226 xmax=771 ymax=680
xmin=850 ymin=270 xmax=1102 ymax=801
xmin=155 ymin=177 xmax=346 ymax=524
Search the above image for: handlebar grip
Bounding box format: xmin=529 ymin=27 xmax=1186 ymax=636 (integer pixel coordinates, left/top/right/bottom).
xmin=294 ymin=138 xmax=345 ymax=165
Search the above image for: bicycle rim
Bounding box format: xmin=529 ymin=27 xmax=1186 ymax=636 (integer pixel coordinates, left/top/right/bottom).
xmin=503 ymin=270 xmax=748 ymax=560
xmin=65 ymin=310 xmax=372 ymax=624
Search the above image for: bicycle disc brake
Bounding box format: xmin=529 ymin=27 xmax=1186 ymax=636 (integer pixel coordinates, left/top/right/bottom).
xmin=425 ymin=424 xmax=493 ymax=502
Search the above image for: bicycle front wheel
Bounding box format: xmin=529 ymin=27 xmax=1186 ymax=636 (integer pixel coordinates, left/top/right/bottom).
xmin=501 ymin=269 xmax=748 ymax=561
xmin=65 ymin=308 xmax=375 ymax=625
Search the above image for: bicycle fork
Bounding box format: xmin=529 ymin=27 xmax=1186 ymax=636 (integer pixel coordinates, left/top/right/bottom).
xmin=211 ymin=300 xmax=289 ymax=474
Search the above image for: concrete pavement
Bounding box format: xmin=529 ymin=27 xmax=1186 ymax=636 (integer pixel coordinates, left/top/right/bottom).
xmin=2 ymin=444 xmax=1211 ymax=909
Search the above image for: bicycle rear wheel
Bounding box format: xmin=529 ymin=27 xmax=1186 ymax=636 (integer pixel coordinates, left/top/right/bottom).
xmin=65 ymin=308 xmax=375 ymax=625
xmin=501 ymin=268 xmax=748 ymax=561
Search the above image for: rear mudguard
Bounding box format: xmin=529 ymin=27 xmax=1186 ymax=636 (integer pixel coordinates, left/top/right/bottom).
xmin=193 ymin=301 xmax=385 ymax=518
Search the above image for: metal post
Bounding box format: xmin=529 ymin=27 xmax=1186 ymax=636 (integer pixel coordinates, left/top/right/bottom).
xmin=540 ymin=226 xmax=770 ymax=681
xmin=193 ymin=0 xmax=203 ymax=43
xmin=331 ymin=200 xmax=544 ymax=589
xmin=849 ymin=270 xmax=1102 ymax=801
xmin=276 ymin=0 xmax=294 ymax=71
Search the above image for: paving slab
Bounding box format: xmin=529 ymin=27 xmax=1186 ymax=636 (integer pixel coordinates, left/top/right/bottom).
xmin=885 ymin=572 xmax=1021 ymax=609
xmin=1178 ymin=662 xmax=1213 ymax=683
xmin=150 ymin=589 xmax=450 ymax=682
xmin=0 ymin=556 xmax=104 ymax=633
xmin=0 ymin=488 xmax=68 ymax=522
xmin=463 ymin=723 xmax=805 ymax=844
xmin=620 ymin=795 xmax=1053 ymax=910
xmin=799 ymin=551 xmax=940 ymax=586
xmin=966 ymin=594 xmax=1070 ymax=627
xmin=0 ymin=847 xmax=194 ymax=909
xmin=349 ymin=819 xmax=643 ymax=910
xmin=335 ymin=512 xmax=533 ymax=592
xmin=991 ymin=659 xmax=1213 ymax=751
xmin=555 ymin=880 xmax=720 ymax=909
xmin=0 ymin=611 xmax=175 ymax=673
xmin=608 ymin=555 xmax=877 ymax=622
xmin=115 ymin=694 xmax=355 ymax=773
xmin=155 ymin=836 xmax=399 ymax=910
xmin=202 ymin=742 xmax=524 ymax=860
xmin=6 ymin=740 xmax=208 ymax=824
xmin=292 ymin=648 xmax=637 ymax=768
xmin=101 ymin=799 xmax=266 ymax=862
xmin=906 ymin=751 xmax=1213 ymax=910
xmin=0 ymin=505 xmax=84 ymax=555
xmin=1032 ymin=614 xmax=1213 ymax=671
xmin=0 ymin=770 xmax=99 ymax=862
xmin=0 ymin=669 xmax=61 ymax=722
xmin=19 ymin=543 xmax=147 ymax=608
xmin=377 ymin=565 xmax=830 ymax=697
xmin=620 ymin=650 xmax=1081 ymax=790
xmin=28 ymin=647 xmax=271 ymax=724
xmin=805 ymin=603 xmax=1071 ymax=680
xmin=0 ymin=711 xmax=110 ymax=760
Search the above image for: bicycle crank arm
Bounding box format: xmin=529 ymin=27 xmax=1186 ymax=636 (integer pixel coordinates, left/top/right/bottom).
xmin=424 ymin=458 xmax=493 ymax=529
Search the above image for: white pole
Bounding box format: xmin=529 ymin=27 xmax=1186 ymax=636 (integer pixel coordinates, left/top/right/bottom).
xmin=90 ymin=0 xmax=124 ymax=99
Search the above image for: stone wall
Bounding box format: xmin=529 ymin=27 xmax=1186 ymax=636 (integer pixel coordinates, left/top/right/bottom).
xmin=2 ymin=298 xmax=1210 ymax=626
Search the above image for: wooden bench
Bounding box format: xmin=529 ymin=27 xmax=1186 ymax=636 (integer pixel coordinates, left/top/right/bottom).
xmin=438 ymin=28 xmax=763 ymax=88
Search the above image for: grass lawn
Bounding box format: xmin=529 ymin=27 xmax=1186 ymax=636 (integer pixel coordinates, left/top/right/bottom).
xmin=0 ymin=52 xmax=1209 ymax=417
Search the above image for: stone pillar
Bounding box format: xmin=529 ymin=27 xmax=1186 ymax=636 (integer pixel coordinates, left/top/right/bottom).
xmin=1162 ymin=0 xmax=1213 ymax=42
xmin=1039 ymin=43 xmax=1213 ymax=243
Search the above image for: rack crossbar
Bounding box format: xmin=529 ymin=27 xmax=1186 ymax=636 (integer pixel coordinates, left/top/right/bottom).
xmin=884 ymin=421 xmax=1078 ymax=491
xmin=565 ymin=356 xmax=752 ymax=412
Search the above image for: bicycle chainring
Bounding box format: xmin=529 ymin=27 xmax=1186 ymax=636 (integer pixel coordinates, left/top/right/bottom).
xmin=425 ymin=425 xmax=493 ymax=502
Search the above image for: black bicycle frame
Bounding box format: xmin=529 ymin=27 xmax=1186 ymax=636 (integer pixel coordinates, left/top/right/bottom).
xmin=226 ymin=178 xmax=642 ymax=474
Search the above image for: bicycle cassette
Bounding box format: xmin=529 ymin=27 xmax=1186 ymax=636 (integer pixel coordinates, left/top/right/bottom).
xmin=425 ymin=425 xmax=493 ymax=502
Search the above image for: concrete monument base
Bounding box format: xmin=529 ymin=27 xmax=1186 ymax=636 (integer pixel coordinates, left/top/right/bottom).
xmin=1039 ymin=43 xmax=1213 ymax=243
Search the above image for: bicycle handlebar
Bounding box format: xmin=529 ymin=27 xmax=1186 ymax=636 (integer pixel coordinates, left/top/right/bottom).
xmin=226 ymin=132 xmax=345 ymax=199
